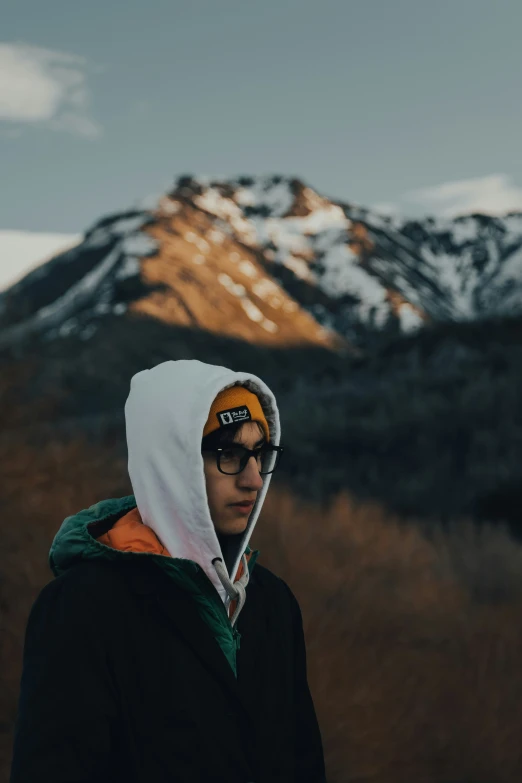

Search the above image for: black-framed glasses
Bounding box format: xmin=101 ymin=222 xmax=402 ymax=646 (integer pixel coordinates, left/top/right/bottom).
xmin=204 ymin=443 xmax=284 ymax=475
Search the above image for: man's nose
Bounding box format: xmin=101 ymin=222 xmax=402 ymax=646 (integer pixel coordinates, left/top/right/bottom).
xmin=238 ymin=456 xmax=264 ymax=489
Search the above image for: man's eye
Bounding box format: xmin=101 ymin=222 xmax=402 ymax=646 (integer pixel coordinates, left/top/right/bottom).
xmin=220 ymin=449 xmax=237 ymax=462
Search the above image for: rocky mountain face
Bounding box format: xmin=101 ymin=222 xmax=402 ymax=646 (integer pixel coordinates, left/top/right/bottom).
xmin=2 ymin=175 xmax=521 ymax=352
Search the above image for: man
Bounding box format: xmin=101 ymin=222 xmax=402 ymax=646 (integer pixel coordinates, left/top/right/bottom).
xmin=11 ymin=359 xmax=326 ymax=783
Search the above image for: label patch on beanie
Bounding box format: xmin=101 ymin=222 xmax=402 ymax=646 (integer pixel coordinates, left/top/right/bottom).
xmin=217 ymin=406 xmax=252 ymax=427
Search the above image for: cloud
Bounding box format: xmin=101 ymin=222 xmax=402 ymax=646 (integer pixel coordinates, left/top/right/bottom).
xmin=409 ymin=175 xmax=522 ymax=217
xmin=373 ymin=175 xmax=522 ymax=219
xmin=0 ymin=230 xmax=81 ymax=291
xmin=0 ymin=42 xmax=101 ymax=138
xmin=371 ymin=202 xmax=401 ymax=217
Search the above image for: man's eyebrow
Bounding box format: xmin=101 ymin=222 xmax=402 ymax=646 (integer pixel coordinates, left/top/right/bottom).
xmin=234 ymin=437 xmax=266 ymax=449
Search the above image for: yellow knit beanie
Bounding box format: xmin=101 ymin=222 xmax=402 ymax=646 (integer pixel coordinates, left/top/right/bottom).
xmin=203 ymin=386 xmax=270 ymax=441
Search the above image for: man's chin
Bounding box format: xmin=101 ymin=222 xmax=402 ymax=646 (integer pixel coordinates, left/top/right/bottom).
xmin=215 ymin=514 xmax=250 ymax=536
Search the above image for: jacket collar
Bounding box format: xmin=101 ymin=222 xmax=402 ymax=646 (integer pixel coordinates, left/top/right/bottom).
xmin=123 ymin=560 xmax=259 ymax=701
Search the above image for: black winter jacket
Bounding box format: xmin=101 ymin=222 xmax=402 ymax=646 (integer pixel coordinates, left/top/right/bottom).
xmin=11 ymin=557 xmax=326 ymax=783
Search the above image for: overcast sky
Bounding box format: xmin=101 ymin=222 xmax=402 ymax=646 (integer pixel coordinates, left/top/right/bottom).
xmin=1 ymin=0 xmax=522 ymax=288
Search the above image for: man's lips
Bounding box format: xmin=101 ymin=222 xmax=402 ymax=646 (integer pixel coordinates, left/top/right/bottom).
xmin=230 ymin=500 xmax=255 ymax=509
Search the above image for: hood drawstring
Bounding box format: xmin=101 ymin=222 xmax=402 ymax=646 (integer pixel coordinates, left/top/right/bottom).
xmin=212 ymin=554 xmax=250 ymax=627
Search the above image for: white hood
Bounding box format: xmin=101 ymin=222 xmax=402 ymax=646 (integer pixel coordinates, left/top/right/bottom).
xmin=124 ymin=359 xmax=280 ymax=605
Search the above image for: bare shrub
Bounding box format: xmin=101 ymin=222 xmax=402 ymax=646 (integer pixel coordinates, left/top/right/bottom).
xmin=427 ymin=517 xmax=522 ymax=604
xmin=254 ymin=486 xmax=522 ymax=783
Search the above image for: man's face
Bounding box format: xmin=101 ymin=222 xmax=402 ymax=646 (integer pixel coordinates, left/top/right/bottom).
xmin=203 ymin=421 xmax=265 ymax=536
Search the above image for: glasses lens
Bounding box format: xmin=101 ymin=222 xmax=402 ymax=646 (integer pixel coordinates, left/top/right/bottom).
xmin=216 ymin=445 xmax=281 ymax=475
xmin=259 ymin=445 xmax=279 ymax=475
xmin=217 ymin=446 xmax=245 ymax=475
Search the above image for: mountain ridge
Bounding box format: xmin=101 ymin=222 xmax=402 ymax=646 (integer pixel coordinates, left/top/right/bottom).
xmin=1 ymin=174 xmax=522 ymax=351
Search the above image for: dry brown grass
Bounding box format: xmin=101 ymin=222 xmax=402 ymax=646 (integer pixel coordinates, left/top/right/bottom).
xmin=254 ymin=489 xmax=522 ymax=782
xmin=3 ymin=438 xmax=522 ymax=782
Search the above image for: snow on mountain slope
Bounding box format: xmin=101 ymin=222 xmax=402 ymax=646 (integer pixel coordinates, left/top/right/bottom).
xmin=0 ymin=231 xmax=81 ymax=291
xmin=351 ymin=209 xmax=522 ymax=322
xmin=0 ymin=211 xmax=157 ymax=344
xmin=2 ymin=174 xmax=521 ymax=350
xmin=187 ymin=175 xmax=522 ymax=337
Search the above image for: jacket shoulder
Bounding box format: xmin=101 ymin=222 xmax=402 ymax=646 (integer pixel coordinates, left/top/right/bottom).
xmin=251 ymin=563 xmax=295 ymax=600
xmin=35 ymin=560 xmax=130 ymax=619
xmin=251 ymin=561 xmax=282 ymax=587
xmin=54 ymin=558 xmax=127 ymax=590
xmin=251 ymin=563 xmax=303 ymax=617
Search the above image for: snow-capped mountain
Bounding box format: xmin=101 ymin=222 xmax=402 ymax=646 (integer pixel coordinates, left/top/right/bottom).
xmin=2 ymin=174 xmax=522 ymax=350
